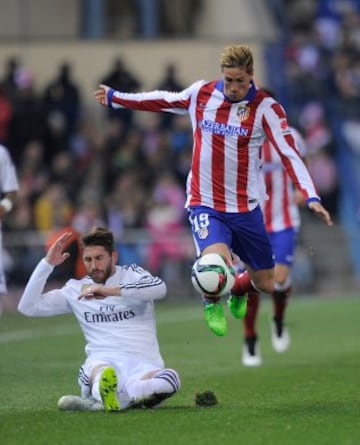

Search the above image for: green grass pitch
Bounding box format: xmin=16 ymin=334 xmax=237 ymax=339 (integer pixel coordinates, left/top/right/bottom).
xmin=0 ymin=294 xmax=359 ymax=445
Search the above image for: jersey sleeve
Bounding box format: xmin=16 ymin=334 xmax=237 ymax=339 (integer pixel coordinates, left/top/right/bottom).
xmin=291 ymin=127 xmax=307 ymax=158
xmin=119 ymin=265 xmax=167 ymax=302
xmin=17 ymin=258 xmax=72 ymax=317
xmin=108 ymin=81 xmax=204 ymax=115
xmin=261 ymin=100 xmax=319 ymax=201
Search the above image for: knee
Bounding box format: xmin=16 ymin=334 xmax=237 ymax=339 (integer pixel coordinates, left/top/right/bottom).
xmin=274 ymin=269 xmax=290 ymax=286
xmin=253 ymin=277 xmax=274 ymax=294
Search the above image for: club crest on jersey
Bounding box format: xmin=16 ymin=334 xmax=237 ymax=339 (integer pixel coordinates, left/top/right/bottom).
xmin=237 ymin=105 xmax=250 ymax=122
xmin=280 ymin=118 xmax=291 ymax=134
xmin=197 ymin=227 xmax=209 ymax=240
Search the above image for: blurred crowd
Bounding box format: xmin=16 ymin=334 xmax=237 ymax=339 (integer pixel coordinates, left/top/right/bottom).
xmin=273 ymin=0 xmax=360 ymax=281
xmin=274 ymin=0 xmax=360 ymax=215
xmin=1 ymin=0 xmax=360 ymax=287
xmin=0 ymin=57 xmax=194 ymax=284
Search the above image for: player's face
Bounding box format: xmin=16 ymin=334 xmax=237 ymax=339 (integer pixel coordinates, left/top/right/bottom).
xmin=222 ymin=67 xmax=253 ymax=102
xmin=82 ymin=245 xmax=117 ymax=283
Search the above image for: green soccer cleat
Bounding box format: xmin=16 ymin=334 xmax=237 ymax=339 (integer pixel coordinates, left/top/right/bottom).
xmin=204 ymin=302 xmax=228 ymax=336
xmin=99 ymin=367 xmax=121 ymax=412
xmin=227 ymin=294 xmax=248 ymax=319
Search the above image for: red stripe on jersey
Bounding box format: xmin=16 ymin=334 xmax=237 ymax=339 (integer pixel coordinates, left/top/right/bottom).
xmin=212 ymin=101 xmax=230 ymax=211
xmin=282 ymin=168 xmax=291 ymax=227
xmin=112 ymin=96 xmax=190 ymax=112
xmin=262 ymin=140 xmax=273 ymax=229
xmin=282 ymin=133 xmax=310 ymax=198
xmin=236 ymin=134 xmax=250 ymax=211
xmin=190 ymin=83 xmax=213 ymax=206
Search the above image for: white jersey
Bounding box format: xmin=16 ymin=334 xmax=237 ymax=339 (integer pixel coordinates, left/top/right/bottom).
xmin=0 ymin=144 xmax=19 ymax=294
xmin=108 ymin=81 xmax=319 ymax=212
xmin=0 ymin=144 xmax=19 ymax=194
xmin=18 ymin=259 xmax=167 ymax=367
xmin=262 ymin=128 xmax=307 ymax=232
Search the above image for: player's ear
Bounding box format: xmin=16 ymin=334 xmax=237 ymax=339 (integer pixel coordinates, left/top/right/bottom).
xmin=112 ymin=250 xmax=119 ymax=264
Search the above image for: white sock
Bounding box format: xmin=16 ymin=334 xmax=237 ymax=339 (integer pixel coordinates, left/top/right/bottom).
xmin=90 ymin=366 xmax=107 ymax=402
xmin=127 ymin=368 xmax=181 ymax=404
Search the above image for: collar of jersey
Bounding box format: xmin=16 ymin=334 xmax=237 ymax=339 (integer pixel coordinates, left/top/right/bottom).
xmin=216 ymin=79 xmax=257 ymax=103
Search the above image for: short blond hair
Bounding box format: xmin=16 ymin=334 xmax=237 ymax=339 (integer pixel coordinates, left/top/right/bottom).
xmin=220 ymin=44 xmax=254 ymax=74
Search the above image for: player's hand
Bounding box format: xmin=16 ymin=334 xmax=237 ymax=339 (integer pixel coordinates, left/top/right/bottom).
xmin=78 ymin=284 xmax=107 ymax=300
xmin=308 ymin=201 xmax=333 ymax=226
xmin=78 ymin=284 xmax=121 ymax=300
xmin=94 ymin=84 xmax=110 ymax=106
xmin=46 ymin=232 xmax=72 ymax=266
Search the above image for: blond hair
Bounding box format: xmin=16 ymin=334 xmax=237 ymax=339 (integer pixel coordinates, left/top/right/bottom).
xmin=220 ymin=44 xmax=254 ymax=74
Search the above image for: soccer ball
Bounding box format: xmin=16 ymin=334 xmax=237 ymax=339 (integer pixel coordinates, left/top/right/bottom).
xmin=191 ymin=253 xmax=235 ymax=297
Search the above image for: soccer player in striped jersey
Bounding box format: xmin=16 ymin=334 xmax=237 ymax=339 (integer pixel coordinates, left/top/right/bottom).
xmin=241 ymin=125 xmax=307 ymax=366
xmin=94 ymin=44 xmax=333 ymax=337
xmin=18 ymin=227 xmax=180 ymax=412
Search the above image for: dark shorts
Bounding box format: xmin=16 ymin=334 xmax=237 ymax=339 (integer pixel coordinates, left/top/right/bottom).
xmin=268 ymin=228 xmax=297 ymax=266
xmin=188 ymin=205 xmax=274 ymax=270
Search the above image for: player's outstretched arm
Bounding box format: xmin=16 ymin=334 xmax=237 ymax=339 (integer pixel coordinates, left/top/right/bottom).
xmin=307 ymin=201 xmax=333 ymax=226
xmin=94 ymin=84 xmax=111 ymax=106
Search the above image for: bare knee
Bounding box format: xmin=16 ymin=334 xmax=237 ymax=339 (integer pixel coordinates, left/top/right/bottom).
xmin=255 ymin=279 xmax=274 ymax=294
xmin=274 ymin=264 xmax=290 ymax=286
xmin=250 ymin=269 xmax=274 ymax=294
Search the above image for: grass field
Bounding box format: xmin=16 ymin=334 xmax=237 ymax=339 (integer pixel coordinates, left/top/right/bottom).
xmin=0 ymin=294 xmax=359 ymax=445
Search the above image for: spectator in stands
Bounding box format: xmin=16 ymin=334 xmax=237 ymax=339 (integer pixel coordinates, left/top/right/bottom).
xmin=99 ymin=57 xmax=141 ymax=129
xmin=145 ymin=171 xmax=188 ymax=276
xmin=0 ymin=85 xmax=13 ymax=144
xmin=7 ymin=68 xmax=47 ymax=165
xmin=155 ymin=63 xmax=185 ymax=129
xmin=33 ymin=182 xmax=73 ymax=233
xmin=0 ymin=57 xmax=21 ymax=104
xmin=43 ymin=62 xmax=82 ymax=155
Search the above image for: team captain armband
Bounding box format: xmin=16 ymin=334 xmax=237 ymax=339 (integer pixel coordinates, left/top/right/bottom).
xmin=305 ymin=197 xmax=321 ymax=208
xmin=0 ymin=198 xmax=13 ymax=213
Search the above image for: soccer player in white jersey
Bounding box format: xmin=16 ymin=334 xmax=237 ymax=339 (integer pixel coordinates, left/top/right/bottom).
xmin=0 ymin=144 xmax=19 ymax=315
xmin=18 ymin=227 xmax=180 ymax=412
xmin=94 ymin=44 xmax=333 ymax=338
xmin=241 ymin=125 xmax=307 ymax=366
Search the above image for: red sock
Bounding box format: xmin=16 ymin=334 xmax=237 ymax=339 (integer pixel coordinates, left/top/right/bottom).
xmin=243 ymin=290 xmax=260 ymax=337
xmin=272 ymin=287 xmax=292 ymax=320
xmin=232 ymin=270 xmax=256 ymax=296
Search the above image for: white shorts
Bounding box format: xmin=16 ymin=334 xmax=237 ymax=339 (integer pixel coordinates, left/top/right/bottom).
xmin=78 ymin=354 xmax=163 ymax=408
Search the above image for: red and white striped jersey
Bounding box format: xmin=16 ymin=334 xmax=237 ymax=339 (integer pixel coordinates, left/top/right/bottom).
xmin=262 ymin=128 xmax=307 ymax=232
xmin=109 ymin=81 xmax=319 ymax=213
